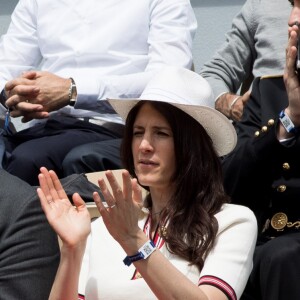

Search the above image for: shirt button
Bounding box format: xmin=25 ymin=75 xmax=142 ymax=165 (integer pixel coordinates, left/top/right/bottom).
xmin=277 ymin=185 xmax=287 ymax=192
xmin=282 ymin=162 xmax=290 ymax=170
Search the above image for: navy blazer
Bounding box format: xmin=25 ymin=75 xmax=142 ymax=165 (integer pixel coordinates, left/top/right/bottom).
xmin=222 ymin=76 xmax=300 ymax=235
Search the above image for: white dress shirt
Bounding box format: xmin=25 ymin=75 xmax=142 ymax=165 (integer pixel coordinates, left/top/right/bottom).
xmin=0 ymin=0 xmax=196 ymax=123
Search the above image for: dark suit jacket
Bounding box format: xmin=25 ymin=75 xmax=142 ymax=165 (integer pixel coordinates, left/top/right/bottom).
xmin=222 ymin=76 xmax=300 ymax=234
xmin=0 ymin=169 xmax=60 ymax=300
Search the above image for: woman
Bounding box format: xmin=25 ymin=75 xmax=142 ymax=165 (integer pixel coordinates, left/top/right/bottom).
xmin=37 ymin=66 xmax=257 ymax=300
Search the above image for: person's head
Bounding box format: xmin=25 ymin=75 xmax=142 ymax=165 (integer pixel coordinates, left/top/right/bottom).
xmin=108 ymin=66 xmax=237 ymax=271
xmin=122 ymin=100 xmax=221 ymax=195
xmin=109 ymin=66 xmax=236 ymax=189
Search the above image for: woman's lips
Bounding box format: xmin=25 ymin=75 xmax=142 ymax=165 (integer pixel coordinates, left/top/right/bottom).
xmin=138 ymin=159 xmax=158 ymax=169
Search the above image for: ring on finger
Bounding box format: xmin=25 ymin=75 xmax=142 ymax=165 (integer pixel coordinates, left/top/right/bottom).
xmin=109 ymin=204 xmax=117 ymax=209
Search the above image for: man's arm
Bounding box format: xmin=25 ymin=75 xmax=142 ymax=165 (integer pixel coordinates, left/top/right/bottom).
xmin=0 ymin=0 xmax=42 ymax=91
xmin=200 ymin=0 xmax=256 ymax=95
xmin=200 ymin=0 xmax=256 ymax=120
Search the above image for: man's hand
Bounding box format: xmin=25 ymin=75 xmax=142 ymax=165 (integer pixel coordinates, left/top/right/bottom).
xmin=215 ymin=91 xmax=251 ymax=122
xmin=279 ymin=24 xmax=300 ymax=139
xmin=5 ymin=71 xmax=71 ymax=122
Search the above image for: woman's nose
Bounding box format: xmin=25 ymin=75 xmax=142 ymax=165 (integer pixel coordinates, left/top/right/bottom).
xmin=139 ymin=138 xmax=153 ymax=152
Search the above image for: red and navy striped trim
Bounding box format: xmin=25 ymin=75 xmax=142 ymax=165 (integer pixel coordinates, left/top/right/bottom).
xmin=131 ymin=214 xmax=166 ymax=280
xmin=143 ymin=214 xmax=165 ymax=250
xmin=199 ymin=275 xmax=237 ymax=300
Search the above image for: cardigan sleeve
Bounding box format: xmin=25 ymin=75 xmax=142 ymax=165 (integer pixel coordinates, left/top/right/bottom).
xmin=199 ymin=204 xmax=257 ymax=300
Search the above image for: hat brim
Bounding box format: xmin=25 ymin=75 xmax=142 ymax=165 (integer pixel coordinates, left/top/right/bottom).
xmin=108 ymin=98 xmax=237 ymax=157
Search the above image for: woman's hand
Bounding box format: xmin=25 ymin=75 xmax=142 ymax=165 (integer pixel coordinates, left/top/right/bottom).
xmin=93 ymin=170 xmax=144 ymax=248
xmin=37 ymin=167 xmax=91 ymax=248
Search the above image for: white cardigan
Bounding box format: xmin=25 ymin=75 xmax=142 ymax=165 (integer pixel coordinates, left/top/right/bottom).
xmin=79 ymin=203 xmax=257 ymax=300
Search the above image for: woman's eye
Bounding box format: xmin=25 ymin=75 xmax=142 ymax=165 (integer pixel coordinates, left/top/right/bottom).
xmin=133 ymin=131 xmax=143 ymax=136
xmin=157 ymin=131 xmax=169 ymax=136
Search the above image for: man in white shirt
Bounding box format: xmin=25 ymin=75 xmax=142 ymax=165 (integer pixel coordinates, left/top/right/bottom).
xmin=0 ymin=0 xmax=196 ymax=185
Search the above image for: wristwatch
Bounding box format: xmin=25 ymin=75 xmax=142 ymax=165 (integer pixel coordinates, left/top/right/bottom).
xmin=68 ymin=77 xmax=77 ymax=106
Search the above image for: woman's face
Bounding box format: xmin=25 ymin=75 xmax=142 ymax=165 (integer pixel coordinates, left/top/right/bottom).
xmin=132 ymin=103 xmax=176 ymax=190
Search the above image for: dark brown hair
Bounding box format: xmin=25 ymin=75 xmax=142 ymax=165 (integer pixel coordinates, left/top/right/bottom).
xmin=121 ymin=100 xmax=230 ymax=271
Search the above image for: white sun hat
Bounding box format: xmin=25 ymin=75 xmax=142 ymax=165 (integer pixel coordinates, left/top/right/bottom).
xmin=108 ymin=66 xmax=237 ymax=156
